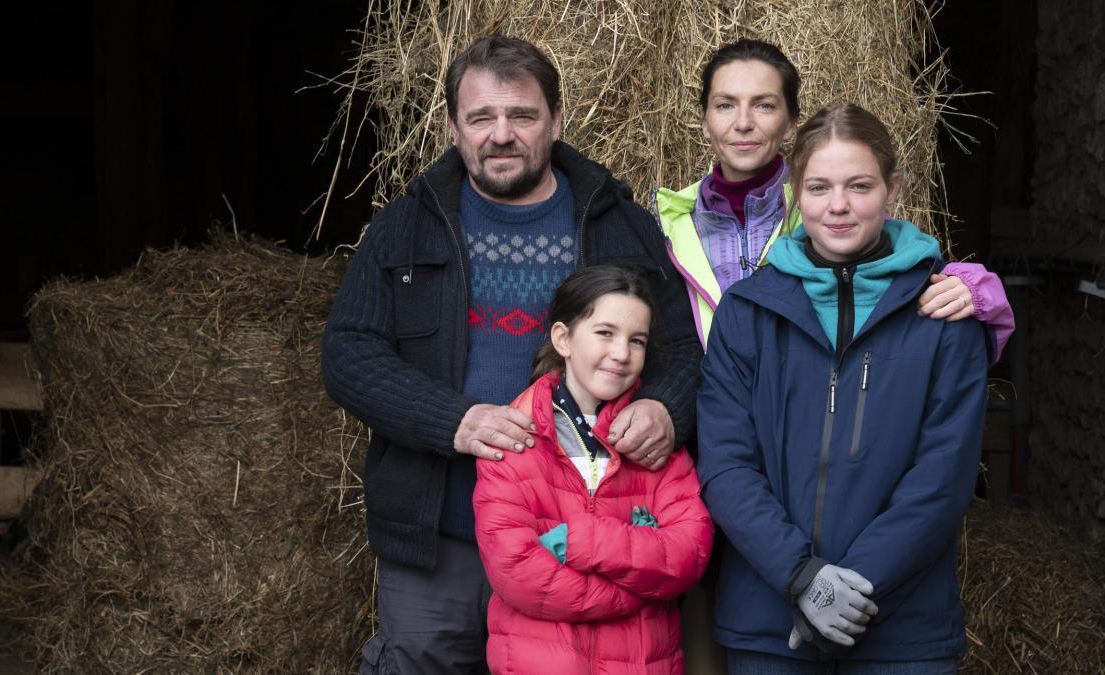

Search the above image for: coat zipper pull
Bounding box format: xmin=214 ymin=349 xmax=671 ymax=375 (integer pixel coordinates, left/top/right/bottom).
xmin=829 ymin=370 xmax=838 ymax=413
xmin=842 ymin=266 xmax=850 ymax=284
xmin=861 ymin=351 xmax=871 ymax=391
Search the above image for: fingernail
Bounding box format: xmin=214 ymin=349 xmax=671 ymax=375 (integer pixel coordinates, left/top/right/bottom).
xmin=529 ymin=423 xmax=536 ymax=431
xmin=525 ymin=438 xmax=534 ymax=447
xmin=494 ymin=452 xmax=503 ymax=460
xmin=514 ymin=443 xmax=523 ymax=452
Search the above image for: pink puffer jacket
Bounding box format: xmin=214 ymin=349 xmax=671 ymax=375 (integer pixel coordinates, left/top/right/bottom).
xmin=474 ymin=372 xmax=714 ymax=674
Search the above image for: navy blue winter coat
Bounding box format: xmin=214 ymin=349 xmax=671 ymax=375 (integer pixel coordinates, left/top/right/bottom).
xmin=696 ymin=261 xmax=987 ymax=661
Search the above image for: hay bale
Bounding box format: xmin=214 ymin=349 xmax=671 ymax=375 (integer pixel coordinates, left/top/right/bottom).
xmin=0 ymin=233 xmax=373 ymax=672
xmin=328 ymin=0 xmax=958 ymax=242
xmin=959 ymin=500 xmax=1105 ymax=673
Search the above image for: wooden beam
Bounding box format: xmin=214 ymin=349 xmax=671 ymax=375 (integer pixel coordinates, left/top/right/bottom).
xmin=0 ymin=343 xmax=43 ymax=411
xmin=0 ymin=466 xmax=40 ymax=520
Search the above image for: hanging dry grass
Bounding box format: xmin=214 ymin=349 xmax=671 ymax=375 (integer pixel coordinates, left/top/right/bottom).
xmin=320 ymin=0 xmax=965 ymax=246
xmin=0 ymin=233 xmax=373 ymax=672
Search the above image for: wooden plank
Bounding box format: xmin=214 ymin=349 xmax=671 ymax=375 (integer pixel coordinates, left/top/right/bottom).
xmin=0 ymin=343 xmax=43 ymax=411
xmin=0 ymin=466 xmax=41 ymax=520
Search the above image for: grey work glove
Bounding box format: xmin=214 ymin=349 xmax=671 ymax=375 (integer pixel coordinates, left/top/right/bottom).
xmin=788 ymin=620 xmax=812 ymax=650
xmin=793 ymin=564 xmax=878 ymax=648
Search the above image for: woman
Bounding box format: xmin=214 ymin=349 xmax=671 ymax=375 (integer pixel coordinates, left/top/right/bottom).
xmin=697 ymin=103 xmax=985 ymax=673
xmin=653 ymin=39 xmax=1014 ymax=353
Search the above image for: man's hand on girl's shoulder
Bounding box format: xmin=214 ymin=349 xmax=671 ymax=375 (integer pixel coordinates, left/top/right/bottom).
xmin=454 ymin=403 xmax=535 ymax=461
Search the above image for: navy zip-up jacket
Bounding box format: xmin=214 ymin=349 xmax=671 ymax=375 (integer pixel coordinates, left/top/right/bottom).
xmin=696 ymin=260 xmax=987 ymax=661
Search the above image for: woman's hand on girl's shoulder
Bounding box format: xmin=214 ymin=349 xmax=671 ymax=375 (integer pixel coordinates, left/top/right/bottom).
xmin=917 ymin=273 xmax=974 ymax=321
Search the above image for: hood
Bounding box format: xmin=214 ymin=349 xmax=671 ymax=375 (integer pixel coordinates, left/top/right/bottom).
xmin=766 ymin=219 xmax=941 ymax=283
xmin=764 ymin=219 xmax=942 ymax=348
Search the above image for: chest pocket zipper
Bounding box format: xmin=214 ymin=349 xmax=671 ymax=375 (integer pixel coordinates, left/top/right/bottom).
xmin=849 ymin=351 xmax=872 ymax=459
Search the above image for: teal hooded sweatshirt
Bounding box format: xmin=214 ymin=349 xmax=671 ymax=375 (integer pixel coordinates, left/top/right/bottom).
xmin=766 ymin=219 xmax=942 ymax=349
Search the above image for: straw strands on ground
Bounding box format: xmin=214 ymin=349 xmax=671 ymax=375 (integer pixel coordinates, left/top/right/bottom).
xmin=959 ymin=500 xmax=1105 ymax=673
xmin=323 ymin=0 xmax=961 ymax=244
xmin=0 ymin=234 xmax=371 ymax=672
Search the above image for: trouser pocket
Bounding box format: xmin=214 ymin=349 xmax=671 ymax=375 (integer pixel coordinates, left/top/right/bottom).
xmin=359 ymin=631 xmax=396 ymax=675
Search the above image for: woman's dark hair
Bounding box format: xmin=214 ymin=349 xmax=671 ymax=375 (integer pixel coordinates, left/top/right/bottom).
xmin=445 ymin=35 xmax=561 ymax=121
xmin=699 ymin=39 xmax=801 ymax=121
xmin=532 ymin=265 xmax=656 ymax=381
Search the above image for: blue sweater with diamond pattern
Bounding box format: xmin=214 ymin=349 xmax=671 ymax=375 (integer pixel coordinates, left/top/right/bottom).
xmin=439 ymin=170 xmax=575 ymax=540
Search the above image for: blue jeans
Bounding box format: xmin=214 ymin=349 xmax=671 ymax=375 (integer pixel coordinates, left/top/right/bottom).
xmin=727 ymin=650 xmax=958 ymax=675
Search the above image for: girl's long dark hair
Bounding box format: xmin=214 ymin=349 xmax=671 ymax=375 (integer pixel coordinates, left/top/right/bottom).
xmin=531 ymin=265 xmax=656 ymax=382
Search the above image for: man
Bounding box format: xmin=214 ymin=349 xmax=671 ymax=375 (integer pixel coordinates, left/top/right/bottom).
xmin=322 ymin=35 xmax=702 ymax=674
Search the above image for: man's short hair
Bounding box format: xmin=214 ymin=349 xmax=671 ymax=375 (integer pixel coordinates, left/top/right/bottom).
xmin=445 ymin=35 xmax=561 ymax=120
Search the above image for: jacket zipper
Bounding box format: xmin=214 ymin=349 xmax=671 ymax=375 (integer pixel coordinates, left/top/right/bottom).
xmin=576 ymin=184 xmax=602 ymax=268
xmin=549 ymin=404 xmax=622 ymax=510
xmin=814 ymin=266 xmax=857 ymax=553
xmin=813 ymin=364 xmax=836 ymax=554
xmin=835 ymin=266 xmax=855 ymax=361
xmin=552 ymin=403 xmax=603 ymax=497
xmin=849 ymin=352 xmax=872 ymax=458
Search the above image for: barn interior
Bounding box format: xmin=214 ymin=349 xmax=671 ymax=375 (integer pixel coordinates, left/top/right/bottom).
xmin=1 ymin=0 xmax=1103 ymax=672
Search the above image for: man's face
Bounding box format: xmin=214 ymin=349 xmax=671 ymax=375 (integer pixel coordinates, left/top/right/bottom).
xmin=448 ymin=68 xmax=562 ymax=205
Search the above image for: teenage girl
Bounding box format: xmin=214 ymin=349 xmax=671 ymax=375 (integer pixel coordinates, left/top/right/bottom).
xmin=698 ymin=104 xmax=987 ymax=674
xmin=473 ymin=265 xmax=714 ymax=674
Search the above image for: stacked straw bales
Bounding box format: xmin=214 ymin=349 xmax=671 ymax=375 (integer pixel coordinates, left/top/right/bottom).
xmin=335 ymin=0 xmax=955 ymax=241
xmin=0 ymin=234 xmax=372 ymax=671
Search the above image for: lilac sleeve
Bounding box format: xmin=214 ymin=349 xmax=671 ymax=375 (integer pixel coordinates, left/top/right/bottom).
xmin=941 ymin=262 xmax=1016 ymax=364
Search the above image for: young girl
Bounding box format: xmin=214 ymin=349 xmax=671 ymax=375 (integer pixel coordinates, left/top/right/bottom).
xmin=473 ymin=265 xmax=714 ymax=674
xmin=697 ymin=104 xmax=988 ymax=673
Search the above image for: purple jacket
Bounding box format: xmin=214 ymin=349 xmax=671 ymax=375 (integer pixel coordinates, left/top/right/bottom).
xmin=692 ymin=159 xmax=789 ymax=291
xmin=941 ymin=262 xmax=1015 ymax=362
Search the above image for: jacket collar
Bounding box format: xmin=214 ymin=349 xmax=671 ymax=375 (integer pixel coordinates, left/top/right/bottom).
xmin=728 ymin=262 xmax=938 ymax=353
xmin=527 ymin=371 xmax=640 ymax=451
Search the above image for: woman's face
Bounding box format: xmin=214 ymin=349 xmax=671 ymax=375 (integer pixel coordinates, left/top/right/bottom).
xmin=701 ymin=59 xmax=795 ymax=181
xmin=799 ymin=138 xmax=901 ymax=263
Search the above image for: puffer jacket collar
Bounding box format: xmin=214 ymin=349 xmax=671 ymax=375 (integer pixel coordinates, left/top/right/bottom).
xmin=527 ymin=370 xmax=642 ymax=453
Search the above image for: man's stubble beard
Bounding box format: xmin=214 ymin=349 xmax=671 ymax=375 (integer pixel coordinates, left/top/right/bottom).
xmin=471 ymin=139 xmax=553 ymax=201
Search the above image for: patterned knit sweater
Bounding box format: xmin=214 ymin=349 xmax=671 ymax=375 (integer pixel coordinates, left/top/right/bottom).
xmin=440 ymin=170 xmax=576 ymax=540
